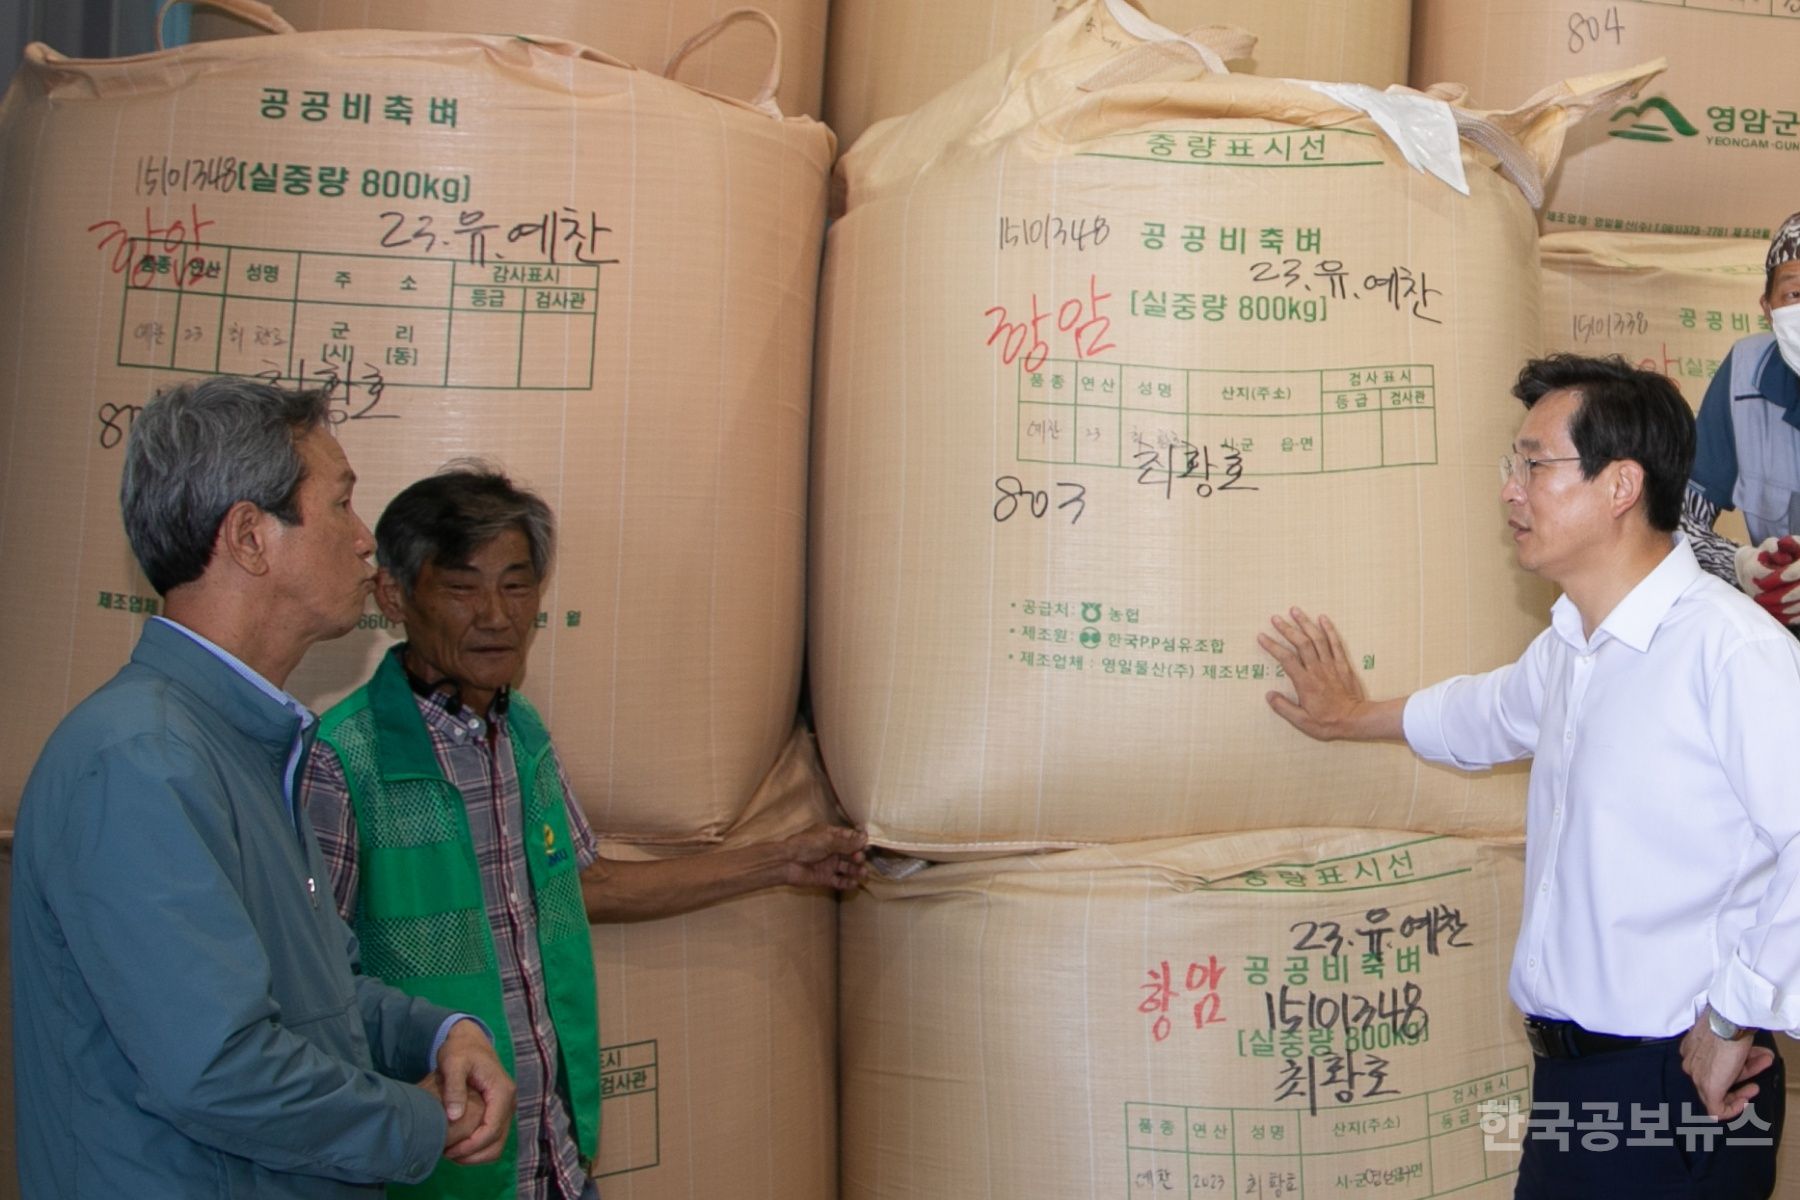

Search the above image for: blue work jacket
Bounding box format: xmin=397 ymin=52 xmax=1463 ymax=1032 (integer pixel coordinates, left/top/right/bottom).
xmin=10 ymin=619 xmax=452 ymax=1198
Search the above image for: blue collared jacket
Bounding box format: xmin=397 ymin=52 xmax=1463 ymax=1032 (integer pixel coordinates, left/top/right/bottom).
xmin=1691 ymin=332 xmax=1800 ymax=543
xmin=10 ymin=619 xmax=452 ymax=1198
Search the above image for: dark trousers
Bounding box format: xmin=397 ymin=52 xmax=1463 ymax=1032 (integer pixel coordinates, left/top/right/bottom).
xmin=1516 ymin=1032 xmax=1784 ymax=1199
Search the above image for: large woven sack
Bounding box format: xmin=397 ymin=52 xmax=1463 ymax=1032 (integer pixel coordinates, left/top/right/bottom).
xmin=1540 ymin=232 xmax=1769 ymax=406
xmin=1540 ymin=231 xmax=1768 ymax=545
xmin=824 ymin=0 xmax=1411 ymax=153
xmin=841 ymin=830 xmax=1530 ymax=1199
xmin=589 ymin=723 xmax=839 ymax=1198
xmin=0 ymin=19 xmax=831 ymax=841
xmin=812 ymin=0 xmax=1655 ymax=855
xmin=187 ymin=0 xmax=827 ymax=121
xmin=1412 ymin=0 xmax=1800 ymax=239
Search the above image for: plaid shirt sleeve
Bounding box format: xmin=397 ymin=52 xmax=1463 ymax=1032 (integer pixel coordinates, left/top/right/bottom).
xmin=548 ymin=746 xmax=601 ymax=871
xmin=299 ymin=741 xmax=361 ymax=923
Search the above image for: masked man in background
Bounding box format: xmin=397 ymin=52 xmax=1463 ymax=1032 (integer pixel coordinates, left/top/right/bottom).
xmin=1681 ymin=211 xmax=1800 ymax=628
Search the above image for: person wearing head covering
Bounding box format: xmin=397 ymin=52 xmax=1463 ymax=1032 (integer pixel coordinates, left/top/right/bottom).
xmin=1682 ymin=211 xmax=1800 ymax=627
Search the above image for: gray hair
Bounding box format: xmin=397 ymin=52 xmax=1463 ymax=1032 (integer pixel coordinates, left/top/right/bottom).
xmin=375 ymin=462 xmax=555 ymax=596
xmin=121 ymin=377 xmax=331 ymax=595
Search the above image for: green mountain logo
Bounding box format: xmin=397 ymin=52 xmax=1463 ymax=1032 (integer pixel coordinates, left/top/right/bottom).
xmin=1608 ymin=97 xmax=1699 ymax=143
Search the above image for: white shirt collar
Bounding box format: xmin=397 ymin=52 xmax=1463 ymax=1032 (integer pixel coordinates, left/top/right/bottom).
xmin=1547 ymin=533 xmax=1696 ymax=655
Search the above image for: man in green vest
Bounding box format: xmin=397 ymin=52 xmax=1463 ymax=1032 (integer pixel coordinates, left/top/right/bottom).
xmin=299 ymin=466 xmax=867 ymax=1200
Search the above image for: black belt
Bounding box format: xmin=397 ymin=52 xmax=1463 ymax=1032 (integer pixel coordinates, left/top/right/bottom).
xmin=1524 ymin=1017 xmax=1677 ymax=1061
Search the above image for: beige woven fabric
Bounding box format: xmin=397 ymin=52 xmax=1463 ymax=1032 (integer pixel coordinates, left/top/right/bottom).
xmin=589 ymin=723 xmax=840 ymax=1198
xmin=0 ymin=30 xmax=832 ymax=840
xmin=190 ymin=0 xmax=827 ymax=120
xmin=1540 ymin=231 xmax=1769 ymax=409
xmin=825 ymin=0 xmax=1411 ymax=153
xmin=1413 ymin=0 xmax=1800 ymax=239
xmin=840 ymin=829 xmax=1530 ymax=1199
xmin=811 ymin=0 xmax=1654 ymax=853
xmin=1539 ymin=230 xmax=1765 ymax=544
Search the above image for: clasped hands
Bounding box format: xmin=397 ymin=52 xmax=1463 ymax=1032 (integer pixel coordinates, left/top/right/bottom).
xmin=420 ymin=1020 xmax=517 ymax=1165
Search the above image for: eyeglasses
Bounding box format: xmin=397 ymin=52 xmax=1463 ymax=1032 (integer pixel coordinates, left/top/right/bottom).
xmin=1499 ymin=453 xmax=1581 ymax=487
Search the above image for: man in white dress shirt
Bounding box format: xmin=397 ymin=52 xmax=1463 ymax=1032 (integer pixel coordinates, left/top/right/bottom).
xmin=1262 ymin=354 xmax=1800 ymax=1199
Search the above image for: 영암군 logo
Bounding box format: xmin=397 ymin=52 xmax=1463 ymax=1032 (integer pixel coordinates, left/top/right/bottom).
xmin=1607 ymin=97 xmax=1699 ymax=143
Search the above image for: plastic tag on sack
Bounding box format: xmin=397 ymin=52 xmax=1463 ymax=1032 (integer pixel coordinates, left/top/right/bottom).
xmin=1308 ymin=81 xmax=1470 ymax=197
xmin=866 ymin=849 xmax=933 ymax=881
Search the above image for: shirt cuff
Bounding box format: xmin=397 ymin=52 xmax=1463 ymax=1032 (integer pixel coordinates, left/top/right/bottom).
xmin=1401 ymin=687 xmax=1455 ymax=765
xmin=1707 ymin=953 xmax=1795 ymax=1035
xmin=428 ymin=1014 xmax=493 ymax=1072
xmin=395 ymin=1077 xmax=452 ymax=1184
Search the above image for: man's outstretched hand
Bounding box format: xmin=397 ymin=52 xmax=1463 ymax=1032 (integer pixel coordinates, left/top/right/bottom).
xmin=1258 ymin=608 xmax=1400 ymax=742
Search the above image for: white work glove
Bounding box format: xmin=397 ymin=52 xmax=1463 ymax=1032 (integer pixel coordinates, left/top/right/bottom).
xmin=1733 ymin=538 xmax=1783 ymax=594
xmin=1734 ymin=536 xmax=1800 ymax=624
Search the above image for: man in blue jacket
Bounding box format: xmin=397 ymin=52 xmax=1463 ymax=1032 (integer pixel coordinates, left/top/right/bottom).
xmin=1681 ymin=211 xmax=1800 ymax=624
xmin=9 ymin=377 xmax=517 ymax=1198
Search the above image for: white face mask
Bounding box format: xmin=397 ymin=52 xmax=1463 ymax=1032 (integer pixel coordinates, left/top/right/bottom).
xmin=1774 ymin=302 xmax=1800 ymax=378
